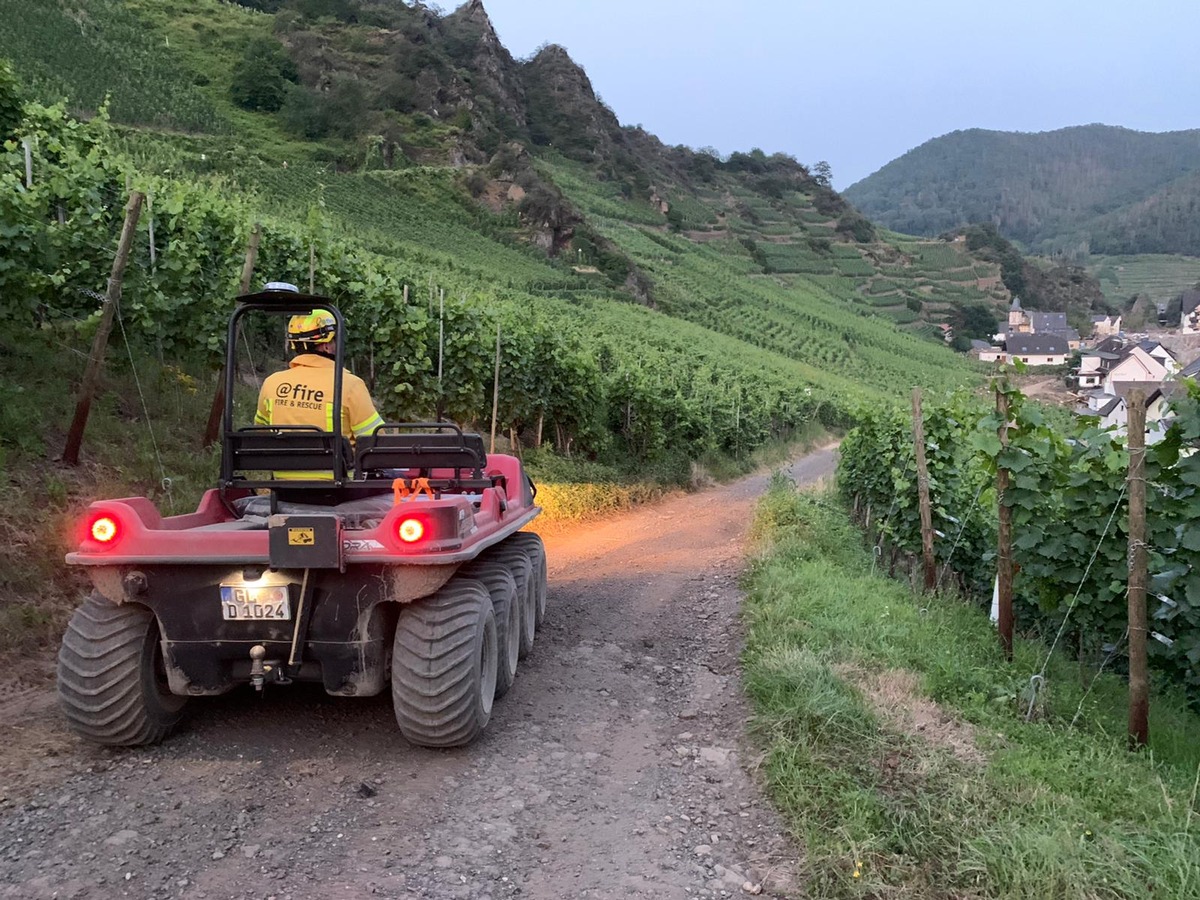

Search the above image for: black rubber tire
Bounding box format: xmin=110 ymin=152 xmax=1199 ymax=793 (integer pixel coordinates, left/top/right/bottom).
xmin=57 ymin=593 xmax=187 ymax=747
xmin=487 ymin=545 xmax=535 ymax=659
xmin=392 ymin=578 xmax=497 ymax=748
xmin=456 ymin=561 xmax=519 ymax=699
xmin=509 ymin=533 xmax=548 ymax=628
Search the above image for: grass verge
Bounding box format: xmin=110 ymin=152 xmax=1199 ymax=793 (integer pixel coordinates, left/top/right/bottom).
xmin=744 ymin=478 xmax=1200 ymax=899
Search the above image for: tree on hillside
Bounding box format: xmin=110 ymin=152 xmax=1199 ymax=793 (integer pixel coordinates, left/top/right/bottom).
xmin=835 ymin=211 xmax=875 ymax=243
xmin=280 ymin=77 xmax=368 ymax=139
xmin=811 ymin=160 xmax=832 ymax=188
xmin=964 ymin=223 xmax=1026 ymax=298
xmin=0 ymin=60 xmax=23 ymax=141
xmin=230 ymin=38 xmax=299 ymax=112
xmin=948 ymin=303 xmax=999 ymax=341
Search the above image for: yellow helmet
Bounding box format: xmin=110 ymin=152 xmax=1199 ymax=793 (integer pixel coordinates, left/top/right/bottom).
xmin=287 ymin=308 xmax=337 ymax=352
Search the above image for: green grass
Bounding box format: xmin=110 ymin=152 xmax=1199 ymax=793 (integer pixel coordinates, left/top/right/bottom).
xmin=745 ymin=484 xmax=1200 ymax=899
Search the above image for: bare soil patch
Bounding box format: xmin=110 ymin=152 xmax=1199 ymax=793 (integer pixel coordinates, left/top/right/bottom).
xmin=840 ymin=664 xmax=985 ymax=766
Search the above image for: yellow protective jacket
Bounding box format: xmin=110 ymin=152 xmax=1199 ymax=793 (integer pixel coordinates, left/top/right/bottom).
xmin=254 ymin=354 xmax=384 ymax=477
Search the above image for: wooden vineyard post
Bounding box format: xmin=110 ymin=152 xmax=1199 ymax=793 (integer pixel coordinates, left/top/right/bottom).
xmin=63 ymin=192 xmax=145 ymax=465
xmin=203 ymin=223 xmax=261 ymax=447
xmin=996 ymin=386 xmax=1014 ymax=661
xmin=911 ymin=387 xmax=937 ymax=591
xmin=1127 ymin=390 xmax=1149 ymax=748
xmin=489 ymin=322 xmax=501 ymax=455
xmin=436 ymin=288 xmax=445 ymax=421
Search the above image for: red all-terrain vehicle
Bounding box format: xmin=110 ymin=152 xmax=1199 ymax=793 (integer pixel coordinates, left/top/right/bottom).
xmin=57 ymin=290 xmax=547 ymax=747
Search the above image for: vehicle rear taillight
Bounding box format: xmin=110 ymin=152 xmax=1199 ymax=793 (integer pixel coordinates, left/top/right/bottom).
xmin=397 ymin=517 xmax=425 ymax=544
xmin=89 ymin=515 xmax=120 ymax=545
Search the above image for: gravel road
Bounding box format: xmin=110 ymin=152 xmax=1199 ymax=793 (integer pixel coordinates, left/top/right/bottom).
xmin=0 ymin=446 xmax=838 ymax=900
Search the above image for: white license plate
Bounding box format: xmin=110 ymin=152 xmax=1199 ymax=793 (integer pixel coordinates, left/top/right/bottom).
xmin=219 ymin=584 xmax=291 ymax=621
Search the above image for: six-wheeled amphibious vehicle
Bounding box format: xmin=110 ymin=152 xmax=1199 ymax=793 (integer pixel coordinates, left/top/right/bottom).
xmin=57 ymin=290 xmax=546 ymax=747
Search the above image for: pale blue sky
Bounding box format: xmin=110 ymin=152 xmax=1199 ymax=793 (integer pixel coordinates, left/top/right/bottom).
xmin=480 ymin=0 xmax=1200 ymax=189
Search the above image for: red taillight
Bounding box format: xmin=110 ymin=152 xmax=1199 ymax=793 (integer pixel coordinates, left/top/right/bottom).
xmin=397 ymin=518 xmax=425 ymax=544
xmin=90 ymin=515 xmax=120 ymax=544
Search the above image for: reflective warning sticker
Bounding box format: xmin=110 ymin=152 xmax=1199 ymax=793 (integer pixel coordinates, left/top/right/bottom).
xmin=288 ymin=527 xmax=316 ymax=546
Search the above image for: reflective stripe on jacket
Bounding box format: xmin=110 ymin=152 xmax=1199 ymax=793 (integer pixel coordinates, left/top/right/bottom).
xmin=254 ymin=354 xmax=385 ymax=479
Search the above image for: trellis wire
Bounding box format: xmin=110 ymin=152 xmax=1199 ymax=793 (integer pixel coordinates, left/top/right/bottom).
xmin=935 ymin=479 xmax=986 ymax=591
xmin=1022 ymin=483 xmax=1129 ymax=722
xmin=83 ymin=288 xmax=175 ymax=515
xmin=870 ymin=454 xmax=915 ymax=576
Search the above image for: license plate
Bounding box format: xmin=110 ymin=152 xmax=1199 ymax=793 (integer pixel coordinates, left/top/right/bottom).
xmin=219 ymin=584 xmax=291 ymax=621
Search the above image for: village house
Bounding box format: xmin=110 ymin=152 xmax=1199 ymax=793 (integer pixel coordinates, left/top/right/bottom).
xmin=995 ymin=297 xmax=1081 ymax=350
xmin=1082 ymin=388 xmax=1171 ymax=443
xmin=1072 ymin=339 xmax=1186 ymax=443
xmin=1073 ymin=338 xmax=1176 ymax=390
xmin=1180 ymin=290 xmax=1200 ymax=333
xmin=980 ymin=333 xmax=1069 ymax=366
xmin=1090 ymin=313 xmax=1122 ymax=338
xmin=1076 ymin=349 xmax=1200 ymax=443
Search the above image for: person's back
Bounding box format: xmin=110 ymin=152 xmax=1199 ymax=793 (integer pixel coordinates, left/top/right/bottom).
xmin=257 ymin=352 xmax=381 ymax=437
xmin=253 ymin=287 xmax=384 ymax=478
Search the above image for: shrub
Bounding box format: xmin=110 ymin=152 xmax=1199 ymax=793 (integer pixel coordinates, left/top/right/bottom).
xmin=230 ymin=37 xmax=298 ymax=113
xmin=835 ymin=211 xmax=876 ymax=243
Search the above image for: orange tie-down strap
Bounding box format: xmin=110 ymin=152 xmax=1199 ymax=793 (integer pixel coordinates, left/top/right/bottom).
xmin=392 ymin=477 xmax=437 ymax=503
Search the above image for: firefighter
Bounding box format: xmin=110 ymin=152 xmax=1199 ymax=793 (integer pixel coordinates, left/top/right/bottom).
xmin=254 ymin=284 xmax=384 ymax=457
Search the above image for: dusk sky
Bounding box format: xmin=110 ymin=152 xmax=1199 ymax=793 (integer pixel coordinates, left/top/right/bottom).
xmin=481 ymin=0 xmax=1200 ymax=189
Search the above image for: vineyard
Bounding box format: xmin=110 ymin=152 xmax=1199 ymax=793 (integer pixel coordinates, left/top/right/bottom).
xmin=1087 ymin=253 xmax=1200 ymax=307
xmin=838 ymin=379 xmax=1200 ymax=704
xmin=2 ymin=100 xmax=866 ymax=483
xmin=0 ymin=0 xmax=1019 ymax=439
xmin=0 ymin=0 xmax=233 ymax=135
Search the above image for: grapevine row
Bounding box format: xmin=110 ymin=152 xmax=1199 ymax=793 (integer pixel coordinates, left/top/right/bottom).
xmin=839 ymin=381 xmax=1200 ymax=700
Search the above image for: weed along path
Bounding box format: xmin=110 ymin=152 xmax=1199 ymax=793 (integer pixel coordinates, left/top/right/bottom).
xmin=0 ymin=446 xmax=838 ymax=900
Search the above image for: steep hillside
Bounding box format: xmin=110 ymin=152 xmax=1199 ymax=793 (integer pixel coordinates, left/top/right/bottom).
xmin=0 ymin=0 xmax=999 ymax=468
xmin=844 ymin=124 xmax=1200 ymax=257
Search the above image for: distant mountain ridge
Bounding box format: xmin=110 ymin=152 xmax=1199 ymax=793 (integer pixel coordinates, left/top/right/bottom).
xmin=844 ymin=124 xmax=1200 ymax=257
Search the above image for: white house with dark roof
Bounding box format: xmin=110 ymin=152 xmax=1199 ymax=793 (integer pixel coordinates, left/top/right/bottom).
xmin=1077 ymin=349 xmax=1121 ymax=388
xmin=1074 ymin=338 xmax=1175 ymax=392
xmin=1137 ymin=339 xmax=1179 ymax=375
xmin=1107 ymin=345 xmax=1169 ymax=387
xmin=981 ymin=333 xmax=1069 ymax=366
xmin=1079 ymin=388 xmax=1171 ymax=443
xmin=997 ymin=298 xmax=1081 ymax=349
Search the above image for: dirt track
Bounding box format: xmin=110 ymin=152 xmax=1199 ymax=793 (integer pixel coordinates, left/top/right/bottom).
xmin=0 ymin=447 xmax=838 ymax=900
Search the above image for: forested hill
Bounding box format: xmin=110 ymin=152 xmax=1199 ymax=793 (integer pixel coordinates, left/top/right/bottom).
xmin=844 ymin=125 xmax=1200 ymax=256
